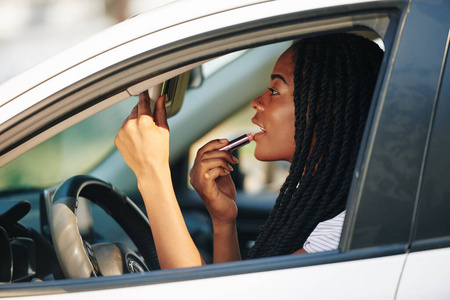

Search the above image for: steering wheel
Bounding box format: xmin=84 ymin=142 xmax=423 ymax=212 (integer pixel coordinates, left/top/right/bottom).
xmin=50 ymin=175 xmax=160 ymax=278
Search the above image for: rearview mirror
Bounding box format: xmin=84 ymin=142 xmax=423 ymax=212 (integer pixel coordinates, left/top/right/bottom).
xmin=148 ymin=71 xmax=191 ymax=117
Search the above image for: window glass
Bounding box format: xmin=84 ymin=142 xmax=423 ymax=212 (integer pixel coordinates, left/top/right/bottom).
xmin=201 ymin=50 xmax=247 ymax=79
xmin=414 ymin=57 xmax=450 ymax=241
xmin=0 ymin=97 xmax=136 ymax=190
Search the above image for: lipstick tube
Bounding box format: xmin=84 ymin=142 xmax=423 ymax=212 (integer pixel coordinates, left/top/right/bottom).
xmin=219 ymin=133 xmax=254 ymax=152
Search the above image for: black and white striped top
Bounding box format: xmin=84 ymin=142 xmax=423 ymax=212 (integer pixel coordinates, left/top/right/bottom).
xmin=303 ymin=211 xmax=346 ymax=253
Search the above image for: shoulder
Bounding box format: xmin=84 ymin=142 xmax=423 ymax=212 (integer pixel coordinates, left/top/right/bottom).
xmin=303 ymin=211 xmax=346 ymax=253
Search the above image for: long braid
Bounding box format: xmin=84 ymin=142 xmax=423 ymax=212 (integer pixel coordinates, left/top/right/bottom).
xmin=275 ymin=40 xmax=328 ymax=251
xmin=250 ymin=41 xmax=316 ymax=255
xmin=247 ymin=33 xmax=383 ymax=258
xmin=251 ymin=41 xmax=311 ymax=255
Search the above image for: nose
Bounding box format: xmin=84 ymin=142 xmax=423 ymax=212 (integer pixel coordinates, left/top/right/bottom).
xmin=251 ymin=94 xmax=264 ymax=111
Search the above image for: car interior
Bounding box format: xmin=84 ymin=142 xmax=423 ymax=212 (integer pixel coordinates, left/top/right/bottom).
xmin=0 ymin=6 xmax=395 ymax=293
xmin=0 ymin=41 xmax=292 ymax=282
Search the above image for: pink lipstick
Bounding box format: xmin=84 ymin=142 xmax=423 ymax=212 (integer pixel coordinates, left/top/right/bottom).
xmin=219 ymin=133 xmax=254 ymax=152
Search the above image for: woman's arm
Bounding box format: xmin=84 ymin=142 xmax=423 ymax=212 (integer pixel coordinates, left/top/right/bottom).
xmin=212 ymin=222 xmax=241 ymax=263
xmin=293 ymin=248 xmax=308 ymax=254
xmin=115 ymin=91 xmax=204 ymax=269
xmin=138 ymin=167 xmax=205 ymax=269
xmin=189 ymin=140 xmax=242 ymax=263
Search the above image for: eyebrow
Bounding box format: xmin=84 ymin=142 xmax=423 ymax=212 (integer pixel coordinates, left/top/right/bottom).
xmin=271 ymin=74 xmax=289 ymax=86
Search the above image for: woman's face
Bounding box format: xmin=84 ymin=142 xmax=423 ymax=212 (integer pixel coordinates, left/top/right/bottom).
xmin=251 ymin=47 xmax=296 ymax=162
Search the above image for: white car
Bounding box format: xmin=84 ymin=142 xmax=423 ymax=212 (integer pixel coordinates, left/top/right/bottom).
xmin=1 ymin=0 xmax=450 ymax=299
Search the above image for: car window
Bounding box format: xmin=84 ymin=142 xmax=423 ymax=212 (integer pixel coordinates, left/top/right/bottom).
xmin=0 ymin=97 xmax=135 ymax=190
xmin=413 ymin=55 xmax=450 ymax=246
xmin=342 ymin=19 xmax=446 ymax=251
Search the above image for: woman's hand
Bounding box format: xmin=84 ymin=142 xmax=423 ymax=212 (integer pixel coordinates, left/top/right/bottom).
xmin=115 ymin=91 xmax=206 ymax=269
xmin=115 ymin=91 xmax=169 ymax=181
xmin=189 ymin=141 xmax=239 ymax=225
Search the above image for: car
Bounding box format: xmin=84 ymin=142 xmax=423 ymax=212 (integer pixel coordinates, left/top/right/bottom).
xmin=0 ymin=0 xmax=450 ymax=298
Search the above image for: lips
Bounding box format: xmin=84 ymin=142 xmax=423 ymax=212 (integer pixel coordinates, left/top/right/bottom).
xmin=252 ymin=117 xmax=266 ymax=139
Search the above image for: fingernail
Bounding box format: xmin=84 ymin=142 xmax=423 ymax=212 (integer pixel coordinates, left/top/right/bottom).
xmin=232 ymin=156 xmax=239 ymax=163
xmin=228 ymin=164 xmax=234 ymax=171
xmin=219 ymin=139 xmax=228 ymax=144
xmin=139 ymin=91 xmax=149 ymax=103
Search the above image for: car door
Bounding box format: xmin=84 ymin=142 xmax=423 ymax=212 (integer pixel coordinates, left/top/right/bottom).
xmin=341 ymin=1 xmax=450 ymax=298
xmin=396 ymin=32 xmax=450 ymax=300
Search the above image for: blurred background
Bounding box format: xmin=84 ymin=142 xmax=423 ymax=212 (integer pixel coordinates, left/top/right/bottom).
xmin=0 ymin=0 xmax=176 ymax=84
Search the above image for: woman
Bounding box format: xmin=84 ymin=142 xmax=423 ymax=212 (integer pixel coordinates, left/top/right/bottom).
xmin=115 ymin=33 xmax=383 ymax=269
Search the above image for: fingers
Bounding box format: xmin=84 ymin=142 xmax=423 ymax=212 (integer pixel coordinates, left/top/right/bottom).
xmin=190 ymin=160 xmax=232 ymax=196
xmin=194 ymin=139 xmax=232 ymax=165
xmin=122 ymin=91 xmax=169 ymax=130
xmin=121 ymin=105 xmax=138 ymax=128
xmin=138 ymin=90 xmax=153 ymax=118
xmin=154 ymin=95 xmax=169 ymax=130
xmin=189 ymin=150 xmax=237 ymax=190
xmin=120 ymin=90 xmax=151 ymax=129
xmin=197 ymin=157 xmax=234 ymax=176
xmin=200 ymin=149 xmax=238 ymax=166
xmin=190 ymin=139 xmax=238 ymax=184
xmin=191 ymin=147 xmax=237 ymax=175
xmin=204 ymin=167 xmax=231 ymax=181
xmin=190 ymin=162 xmax=231 ymax=187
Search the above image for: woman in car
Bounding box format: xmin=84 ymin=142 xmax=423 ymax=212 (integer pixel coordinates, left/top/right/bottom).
xmin=115 ymin=33 xmax=383 ymax=269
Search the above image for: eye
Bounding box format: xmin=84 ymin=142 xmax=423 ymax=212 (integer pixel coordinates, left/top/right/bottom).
xmin=268 ymin=87 xmax=279 ymax=95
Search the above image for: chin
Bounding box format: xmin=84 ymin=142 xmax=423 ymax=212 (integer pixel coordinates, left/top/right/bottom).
xmin=253 ymin=148 xmax=268 ymax=161
xmin=254 ymin=149 xmax=279 ymax=162
xmin=254 ymin=146 xmax=294 ymax=162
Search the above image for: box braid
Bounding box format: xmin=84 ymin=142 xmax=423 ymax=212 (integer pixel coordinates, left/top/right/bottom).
xmin=247 ymin=33 xmax=383 ymax=258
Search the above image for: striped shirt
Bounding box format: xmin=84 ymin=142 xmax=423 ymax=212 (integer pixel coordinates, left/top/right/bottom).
xmin=303 ymin=211 xmax=346 ymax=253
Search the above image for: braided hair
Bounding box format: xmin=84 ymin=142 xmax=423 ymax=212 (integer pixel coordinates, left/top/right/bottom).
xmin=247 ymin=33 xmax=383 ymax=258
